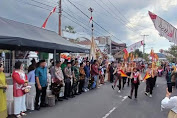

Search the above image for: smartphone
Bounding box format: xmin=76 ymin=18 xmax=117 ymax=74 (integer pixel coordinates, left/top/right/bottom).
xmin=167 ymin=82 xmax=172 ymax=93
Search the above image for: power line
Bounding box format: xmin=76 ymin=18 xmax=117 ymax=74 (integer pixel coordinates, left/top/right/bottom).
xmin=94 ymin=0 xmax=137 ymax=32
xmin=66 ymin=0 xmax=125 ymax=43
xmin=31 ymin=0 xmax=58 ymax=7
xmin=17 ymin=0 xmax=104 ymax=37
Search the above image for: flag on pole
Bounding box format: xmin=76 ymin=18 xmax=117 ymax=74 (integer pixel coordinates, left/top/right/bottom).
xmin=123 ymin=49 xmax=129 ymax=61
xmin=89 ymin=16 xmax=93 ymax=23
xmin=123 ymin=40 xmax=144 ymax=54
xmin=154 ymin=53 xmax=159 ymax=61
xmin=119 ymin=70 xmax=127 ymax=77
xmin=42 ymin=6 xmax=57 ymax=29
xmin=143 ymin=73 xmax=151 ymax=80
xmin=150 ymin=49 xmax=155 ymax=61
xmin=149 ymin=11 xmax=177 ymax=45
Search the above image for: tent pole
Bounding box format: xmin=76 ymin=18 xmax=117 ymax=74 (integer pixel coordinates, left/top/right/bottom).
xmin=53 ymin=49 xmax=56 ymax=67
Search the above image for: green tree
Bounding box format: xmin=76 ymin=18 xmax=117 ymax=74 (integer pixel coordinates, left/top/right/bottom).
xmin=133 ymin=49 xmax=143 ymax=58
xmin=165 ymin=45 xmax=177 ymax=62
xmin=65 ymin=26 xmax=76 ymax=33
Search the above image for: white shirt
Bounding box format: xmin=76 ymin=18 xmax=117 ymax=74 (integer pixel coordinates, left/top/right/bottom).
xmin=161 ymin=96 xmax=177 ymax=113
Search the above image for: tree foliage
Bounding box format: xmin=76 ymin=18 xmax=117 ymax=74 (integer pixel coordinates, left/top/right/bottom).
xmin=65 ymin=26 xmax=76 ymax=33
xmin=133 ymin=49 xmax=143 ymax=58
xmin=165 ymin=45 xmax=177 ymax=62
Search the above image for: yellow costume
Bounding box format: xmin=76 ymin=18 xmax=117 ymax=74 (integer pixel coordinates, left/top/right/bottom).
xmin=0 ymin=72 xmax=7 ymax=118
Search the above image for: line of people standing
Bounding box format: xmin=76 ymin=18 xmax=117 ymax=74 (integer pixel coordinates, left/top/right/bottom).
xmin=110 ymin=61 xmax=160 ymax=99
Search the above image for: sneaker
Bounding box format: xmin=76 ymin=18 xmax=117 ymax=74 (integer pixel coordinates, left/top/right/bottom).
xmin=145 ymin=92 xmax=149 ymax=96
xmin=118 ymin=90 xmax=121 ymax=93
xmin=112 ymin=85 xmax=115 ymax=90
xmin=86 ymin=88 xmax=90 ymax=91
xmin=149 ymin=94 xmax=152 ymax=98
xmin=128 ymin=96 xmax=132 ymax=99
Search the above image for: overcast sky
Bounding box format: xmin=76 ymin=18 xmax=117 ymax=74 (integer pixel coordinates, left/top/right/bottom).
xmin=0 ymin=0 xmax=177 ymax=53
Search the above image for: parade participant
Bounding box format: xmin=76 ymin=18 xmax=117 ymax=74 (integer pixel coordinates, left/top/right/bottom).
xmin=12 ymin=61 xmax=28 ymax=117
xmin=112 ymin=63 xmax=122 ymax=92
xmin=121 ymin=62 xmax=127 ymax=89
xmin=35 ymin=60 xmax=48 ymax=110
xmin=145 ymin=64 xmax=154 ymax=98
xmin=91 ymin=60 xmax=99 ymax=89
xmin=0 ymin=64 xmax=8 ymax=118
xmin=128 ymin=67 xmax=142 ymax=99
xmin=72 ymin=61 xmax=80 ymax=95
xmin=109 ymin=62 xmax=114 ymax=83
xmin=152 ymin=63 xmax=158 ymax=87
xmin=161 ymin=88 xmax=177 ymax=118
xmin=126 ymin=63 xmax=132 ymax=87
xmin=63 ymin=62 xmax=73 ymax=99
xmin=84 ymin=61 xmax=90 ymax=92
xmin=50 ymin=61 xmax=64 ymax=101
xmin=79 ymin=62 xmax=86 ymax=94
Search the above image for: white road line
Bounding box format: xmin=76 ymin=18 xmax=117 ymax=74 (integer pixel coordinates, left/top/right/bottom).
xmin=122 ymin=96 xmax=128 ymax=101
xmin=102 ymin=107 xmax=117 ymax=118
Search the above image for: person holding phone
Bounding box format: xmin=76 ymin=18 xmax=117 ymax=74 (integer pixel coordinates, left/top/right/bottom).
xmin=161 ymin=88 xmax=177 ymax=118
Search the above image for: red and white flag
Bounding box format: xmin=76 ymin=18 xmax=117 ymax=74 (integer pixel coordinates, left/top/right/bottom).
xmin=42 ymin=6 xmax=57 ymax=29
xmin=124 ymin=40 xmax=144 ymax=53
xmin=89 ymin=16 xmax=93 ymax=23
xmin=149 ymin=11 xmax=177 ymax=45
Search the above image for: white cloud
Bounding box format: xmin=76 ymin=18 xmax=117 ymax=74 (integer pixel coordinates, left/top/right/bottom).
xmin=125 ymin=0 xmax=177 ymax=53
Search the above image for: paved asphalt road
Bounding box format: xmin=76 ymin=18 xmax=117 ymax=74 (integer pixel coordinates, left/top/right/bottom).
xmin=11 ymin=75 xmax=171 ymax=118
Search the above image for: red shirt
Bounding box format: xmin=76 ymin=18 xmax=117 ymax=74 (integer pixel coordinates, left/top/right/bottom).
xmin=12 ymin=71 xmax=28 ymax=97
xmin=91 ymin=64 xmax=99 ymax=76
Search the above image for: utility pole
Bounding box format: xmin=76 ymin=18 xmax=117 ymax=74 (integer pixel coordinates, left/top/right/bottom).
xmin=88 ymin=7 xmax=94 ymax=39
xmin=141 ymin=34 xmax=149 ymax=60
xmin=59 ymin=0 xmax=62 ymax=36
xmin=88 ymin=7 xmax=94 ymax=60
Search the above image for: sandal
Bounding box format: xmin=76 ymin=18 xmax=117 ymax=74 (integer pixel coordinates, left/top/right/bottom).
xmin=16 ymin=114 xmax=22 ymax=118
xmin=21 ymin=112 xmax=27 ymax=116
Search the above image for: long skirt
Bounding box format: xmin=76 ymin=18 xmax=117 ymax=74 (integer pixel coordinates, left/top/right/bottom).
xmin=0 ymin=109 xmax=7 ymax=118
xmin=14 ymin=95 xmax=26 ymax=115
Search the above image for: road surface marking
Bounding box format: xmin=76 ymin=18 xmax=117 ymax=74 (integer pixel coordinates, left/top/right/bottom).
xmin=102 ymin=107 xmax=117 ymax=118
xmin=122 ymin=96 xmax=128 ymax=101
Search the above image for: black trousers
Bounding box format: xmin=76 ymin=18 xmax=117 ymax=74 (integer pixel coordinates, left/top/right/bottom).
xmin=146 ymin=78 xmax=154 ymax=94
xmin=110 ymin=74 xmax=114 ymax=83
xmin=64 ymin=78 xmax=71 ymax=97
xmin=153 ymin=76 xmax=157 ymax=87
xmin=122 ymin=77 xmax=127 ymax=88
xmin=35 ymin=85 xmax=47 ymax=107
xmin=130 ymin=83 xmax=139 ymax=98
xmin=127 ymin=72 xmax=131 ymax=86
xmin=79 ymin=79 xmax=85 ymax=93
xmin=72 ymin=81 xmax=79 ymax=95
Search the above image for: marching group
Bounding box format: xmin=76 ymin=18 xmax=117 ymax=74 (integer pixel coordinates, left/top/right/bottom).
xmin=110 ymin=61 xmax=168 ymax=99
xmin=0 ymin=58 xmax=107 ymax=118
